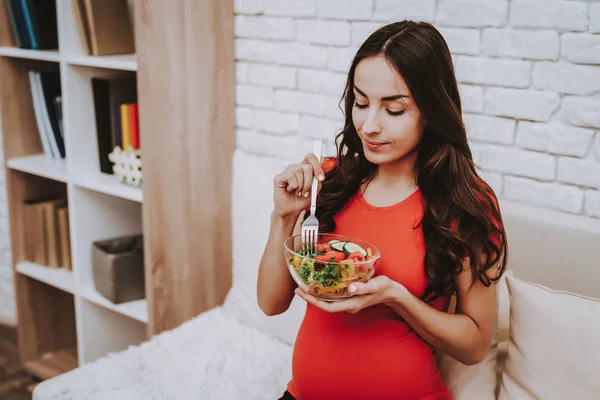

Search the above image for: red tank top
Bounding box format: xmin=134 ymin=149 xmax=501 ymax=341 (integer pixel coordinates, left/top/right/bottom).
xmin=287 ymin=163 xmax=452 ymax=400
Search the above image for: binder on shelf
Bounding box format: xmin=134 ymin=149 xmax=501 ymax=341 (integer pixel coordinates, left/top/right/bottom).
xmin=33 ymin=71 xmax=60 ymax=158
xmin=73 ymin=0 xmax=134 ymax=56
xmin=91 ymin=76 xmax=136 ymax=174
xmin=39 ymin=70 xmax=65 ymax=158
xmin=29 ymin=70 xmax=53 ymax=158
xmin=29 ymin=69 xmax=65 ymax=160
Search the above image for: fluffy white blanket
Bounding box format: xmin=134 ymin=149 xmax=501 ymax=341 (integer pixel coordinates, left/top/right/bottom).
xmin=34 ymin=307 xmax=293 ymax=400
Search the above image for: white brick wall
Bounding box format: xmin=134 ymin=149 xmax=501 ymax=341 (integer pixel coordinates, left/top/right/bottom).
xmin=510 ymin=1 xmax=588 ymax=32
xmin=482 ymin=29 xmax=559 ymax=60
xmin=483 ymin=88 xmax=561 ymax=121
xmin=232 ymin=0 xmax=600 ymax=222
xmin=562 ymin=33 xmax=600 ymax=64
xmin=1 ymin=0 xmax=600 ymax=323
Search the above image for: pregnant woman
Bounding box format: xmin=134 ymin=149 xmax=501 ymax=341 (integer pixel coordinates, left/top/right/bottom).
xmin=257 ymin=20 xmax=507 ymax=400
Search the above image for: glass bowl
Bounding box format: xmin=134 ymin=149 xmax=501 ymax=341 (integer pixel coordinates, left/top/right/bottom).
xmin=284 ymin=233 xmax=382 ymax=301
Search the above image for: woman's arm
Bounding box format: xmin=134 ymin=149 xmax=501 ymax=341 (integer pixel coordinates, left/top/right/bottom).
xmin=257 ymin=153 xmax=325 ymax=316
xmin=385 ymin=258 xmax=497 ymax=365
xmin=257 ymin=211 xmax=303 ymax=316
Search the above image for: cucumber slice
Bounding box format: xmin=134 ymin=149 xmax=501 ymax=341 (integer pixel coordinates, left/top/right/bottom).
xmin=327 ymin=239 xmax=341 ymax=244
xmin=330 ymin=241 xmax=347 ymax=252
xmin=343 ymin=242 xmax=367 ymax=257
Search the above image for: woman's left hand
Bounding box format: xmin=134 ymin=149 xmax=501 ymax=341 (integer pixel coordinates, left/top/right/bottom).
xmin=294 ymin=276 xmax=404 ymax=313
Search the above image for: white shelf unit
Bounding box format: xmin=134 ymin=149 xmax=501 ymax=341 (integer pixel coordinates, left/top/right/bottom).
xmin=66 ymin=53 xmax=138 ymax=71
xmin=0 ymin=0 xmax=147 ymax=375
xmin=15 ymin=261 xmax=74 ymax=294
xmin=6 ymin=154 xmax=68 ymax=182
xmin=0 ymin=47 xmax=61 ymax=62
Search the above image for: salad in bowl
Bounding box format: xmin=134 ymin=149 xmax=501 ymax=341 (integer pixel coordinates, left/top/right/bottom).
xmin=284 ymin=233 xmax=382 ymax=301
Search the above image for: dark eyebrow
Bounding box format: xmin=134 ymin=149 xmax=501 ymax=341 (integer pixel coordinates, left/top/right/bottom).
xmin=354 ymin=85 xmax=410 ymax=102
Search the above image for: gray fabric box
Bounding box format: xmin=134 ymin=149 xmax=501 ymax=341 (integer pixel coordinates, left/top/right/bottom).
xmin=92 ymin=234 xmax=145 ymax=304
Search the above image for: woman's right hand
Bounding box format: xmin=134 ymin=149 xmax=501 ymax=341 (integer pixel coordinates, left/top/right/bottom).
xmin=273 ymin=153 xmax=325 ymax=220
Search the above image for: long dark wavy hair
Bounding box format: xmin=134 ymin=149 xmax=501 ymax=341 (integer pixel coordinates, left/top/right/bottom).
xmin=315 ymin=20 xmax=508 ymax=301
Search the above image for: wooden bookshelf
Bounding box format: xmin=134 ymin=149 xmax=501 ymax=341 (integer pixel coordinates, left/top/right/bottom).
xmin=0 ymin=0 xmax=234 ymax=382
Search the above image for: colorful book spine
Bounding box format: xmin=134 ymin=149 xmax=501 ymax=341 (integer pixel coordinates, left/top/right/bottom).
xmin=113 ymin=103 xmax=122 ymax=148
xmin=129 ymin=104 xmax=139 ymax=149
xmin=120 ymin=103 xmax=131 ymax=151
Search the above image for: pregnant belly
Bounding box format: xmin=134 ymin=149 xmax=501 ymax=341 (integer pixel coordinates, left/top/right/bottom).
xmin=290 ymin=309 xmax=449 ymax=400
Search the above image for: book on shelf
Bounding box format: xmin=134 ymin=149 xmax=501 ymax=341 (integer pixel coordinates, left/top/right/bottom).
xmin=91 ymin=76 xmax=139 ymax=174
xmin=118 ymin=102 xmax=139 ymax=152
xmin=29 ymin=69 xmax=65 ymax=160
xmin=4 ymin=0 xmax=58 ymax=50
xmin=23 ymin=197 xmax=71 ymax=270
xmin=24 ymin=199 xmax=46 ymax=264
xmin=56 ymin=206 xmax=71 ymax=271
xmin=73 ymin=0 xmax=134 ymax=56
xmin=128 ymin=103 xmax=139 ymax=149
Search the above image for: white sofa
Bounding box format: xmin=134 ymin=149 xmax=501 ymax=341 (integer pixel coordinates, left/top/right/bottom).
xmin=33 ymin=151 xmax=600 ymax=399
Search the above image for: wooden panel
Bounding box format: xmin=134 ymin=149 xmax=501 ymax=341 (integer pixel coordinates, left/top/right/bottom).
xmin=135 ymin=0 xmax=234 ymax=334
xmin=0 ymin=0 xmax=16 ymax=46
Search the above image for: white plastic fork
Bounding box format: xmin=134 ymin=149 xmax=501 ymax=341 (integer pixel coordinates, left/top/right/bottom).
xmin=301 ymin=140 xmax=323 ymax=253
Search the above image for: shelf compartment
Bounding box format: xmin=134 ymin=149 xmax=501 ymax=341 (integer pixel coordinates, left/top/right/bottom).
xmin=78 ymin=299 xmax=147 ymax=364
xmin=16 ymin=261 xmax=74 ymax=294
xmin=69 ymin=185 xmax=142 ymax=290
xmin=7 ymin=154 xmax=68 ymax=182
xmin=15 ymin=277 xmax=78 ymax=377
xmin=63 ymin=64 xmax=139 ymax=197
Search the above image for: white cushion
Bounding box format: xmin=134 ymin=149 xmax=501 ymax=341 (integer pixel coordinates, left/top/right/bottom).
xmin=436 ymin=272 xmax=512 ymax=400
xmin=499 ymin=276 xmax=600 ymax=400
xmin=222 ymin=150 xmax=305 ymax=345
xmin=439 ymin=346 xmax=498 ymax=400
xmin=33 ymin=308 xmax=293 ymax=400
